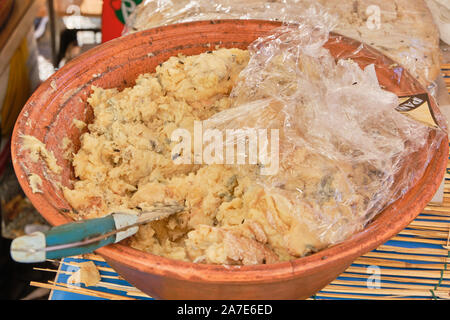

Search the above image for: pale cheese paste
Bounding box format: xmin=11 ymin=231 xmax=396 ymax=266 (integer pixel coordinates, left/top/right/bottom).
xmin=63 ymin=48 xmax=370 ymax=265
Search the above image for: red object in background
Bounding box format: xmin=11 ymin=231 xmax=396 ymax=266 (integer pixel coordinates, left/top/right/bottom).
xmin=101 ymin=0 xmax=125 ymax=43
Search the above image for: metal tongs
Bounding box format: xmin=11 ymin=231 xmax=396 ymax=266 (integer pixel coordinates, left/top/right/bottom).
xmin=10 ymin=202 xmax=184 ymax=263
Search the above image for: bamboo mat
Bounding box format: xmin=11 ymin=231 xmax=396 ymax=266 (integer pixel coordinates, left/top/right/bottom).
xmin=444 ymin=64 xmax=450 ymax=93
xmin=30 ymin=66 xmax=450 ymax=300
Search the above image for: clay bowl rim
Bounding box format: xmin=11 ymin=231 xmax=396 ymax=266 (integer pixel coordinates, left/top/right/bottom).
xmin=11 ymin=19 xmax=449 ymax=284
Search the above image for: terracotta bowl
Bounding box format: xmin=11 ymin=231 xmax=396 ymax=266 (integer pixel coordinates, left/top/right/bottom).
xmin=11 ymin=20 xmax=448 ymax=299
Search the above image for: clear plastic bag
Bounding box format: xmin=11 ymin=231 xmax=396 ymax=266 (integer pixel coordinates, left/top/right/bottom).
xmin=123 ymin=0 xmax=441 ymax=89
xmin=200 ymin=10 xmax=447 ymax=247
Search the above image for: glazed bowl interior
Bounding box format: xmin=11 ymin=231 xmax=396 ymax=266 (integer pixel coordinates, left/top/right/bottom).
xmin=11 ymin=20 xmax=448 ymax=298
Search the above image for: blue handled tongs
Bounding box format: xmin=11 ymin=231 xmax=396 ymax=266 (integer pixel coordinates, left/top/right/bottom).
xmin=10 ymin=202 xmax=184 ymax=263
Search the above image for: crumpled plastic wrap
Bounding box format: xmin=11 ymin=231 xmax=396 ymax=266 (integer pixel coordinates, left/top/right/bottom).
xmin=199 ymin=10 xmax=447 ymax=246
xmin=123 ymin=0 xmax=441 ymax=90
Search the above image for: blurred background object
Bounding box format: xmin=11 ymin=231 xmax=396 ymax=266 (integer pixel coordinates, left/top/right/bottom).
xmin=37 ymin=0 xmax=102 ymax=68
xmin=0 ymin=0 xmax=104 ymax=300
xmin=1 ymin=0 xmax=104 ymax=247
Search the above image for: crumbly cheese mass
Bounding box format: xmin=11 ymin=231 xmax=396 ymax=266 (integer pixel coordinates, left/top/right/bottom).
xmin=63 ymin=48 xmax=349 ymax=265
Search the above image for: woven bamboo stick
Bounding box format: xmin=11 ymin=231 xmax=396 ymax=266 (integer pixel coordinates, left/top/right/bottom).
xmin=314 ymin=292 xmax=433 ymax=300
xmin=33 ymin=267 xmax=121 ymax=280
xmin=362 ymin=251 xmax=450 ymax=263
xmin=331 ymin=279 xmax=443 ymax=291
xmin=389 ymin=236 xmax=446 ymax=245
xmin=419 ymin=212 xmax=450 ymax=219
xmin=82 ymin=254 xmax=106 ymax=262
xmin=411 ymin=215 xmax=450 ymax=222
xmin=31 ymin=281 xmax=136 ymax=300
xmin=49 ymin=280 xmax=141 ymax=300
xmin=399 ymin=229 xmax=450 ymax=239
xmin=408 ymin=220 xmax=450 ymax=230
xmin=351 ymin=257 xmax=447 ymax=270
xmin=345 ymin=266 xmax=449 ymax=279
xmin=321 ymin=285 xmax=450 ymax=299
xmin=376 ymin=244 xmax=450 ymax=256
xmin=93 ymin=281 xmax=150 ymax=298
xmin=32 ymin=265 xmax=149 ymax=297
xmin=423 ymin=206 xmax=450 ymax=214
xmin=339 ymin=272 xmax=450 ymax=286
xmin=60 ymin=262 xmax=120 ymax=275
